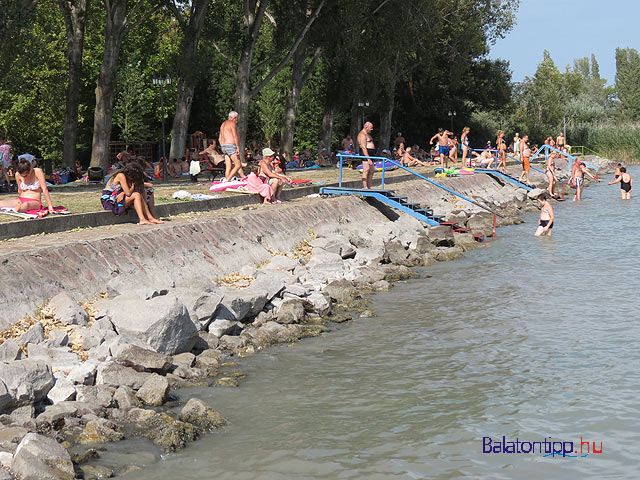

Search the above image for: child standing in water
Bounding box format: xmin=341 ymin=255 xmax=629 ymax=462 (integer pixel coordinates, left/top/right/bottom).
xmin=534 ymin=193 xmax=554 ymax=237
xmin=608 ymin=167 xmax=632 ymax=200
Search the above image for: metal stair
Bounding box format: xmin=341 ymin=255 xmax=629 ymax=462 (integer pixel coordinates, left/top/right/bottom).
xmin=474 ymin=168 xmax=534 ymax=190
xmin=319 ymin=187 xmax=443 ymax=226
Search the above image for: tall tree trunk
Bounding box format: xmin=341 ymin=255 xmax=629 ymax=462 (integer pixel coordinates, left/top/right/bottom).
xmin=320 ymin=103 xmax=334 ymax=154
xmin=168 ymin=0 xmax=209 ymax=161
xmin=281 ymin=43 xmax=320 ymax=160
xmin=234 ymin=50 xmax=253 ymax=158
xmin=59 ymin=0 xmax=89 ymax=168
xmin=281 ymin=39 xmax=308 ymax=161
xmin=350 ymin=102 xmax=360 ymax=153
xmin=378 ymin=53 xmax=399 ymax=150
xmin=89 ymin=0 xmax=128 ymax=169
xmin=379 ymin=108 xmax=392 ymax=151
xmin=232 ymin=0 xmax=326 ymax=156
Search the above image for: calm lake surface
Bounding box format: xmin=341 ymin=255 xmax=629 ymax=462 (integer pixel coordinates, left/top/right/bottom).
xmin=108 ymin=167 xmax=640 ymax=479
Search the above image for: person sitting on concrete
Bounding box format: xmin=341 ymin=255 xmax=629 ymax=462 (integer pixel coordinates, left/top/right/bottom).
xmin=241 ymin=165 xmax=274 ymax=204
xmin=0 ymin=157 xmax=54 ymax=213
xmin=258 ymin=148 xmax=292 ymax=203
xmin=402 ymin=147 xmax=429 ymax=167
xmin=101 ymin=163 xmax=163 ymax=225
xmin=167 ymin=158 xmax=182 ymax=177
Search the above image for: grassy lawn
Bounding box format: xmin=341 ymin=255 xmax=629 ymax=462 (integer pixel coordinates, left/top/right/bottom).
xmin=0 ymin=165 xmax=435 ymax=223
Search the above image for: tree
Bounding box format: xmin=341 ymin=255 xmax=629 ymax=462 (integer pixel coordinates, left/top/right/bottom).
xmin=214 ymin=0 xmax=326 ymax=156
xmin=615 ymin=47 xmax=640 ymax=121
xmin=58 ymin=0 xmax=90 ymax=167
xmin=112 ymin=61 xmax=154 ymax=142
xmin=165 ymin=0 xmax=210 ymax=161
xmin=513 ymin=51 xmax=564 ymax=142
xmin=89 ymin=0 xmax=153 ymax=169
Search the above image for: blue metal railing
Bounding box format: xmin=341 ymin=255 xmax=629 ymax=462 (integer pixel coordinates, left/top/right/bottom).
xmin=336 ymin=153 xmax=499 ymax=216
xmin=531 ymin=144 xmax=599 ymax=175
xmin=469 ymin=148 xmax=499 ymax=169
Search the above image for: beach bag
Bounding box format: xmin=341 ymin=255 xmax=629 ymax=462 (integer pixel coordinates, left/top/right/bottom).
xmin=189 ymin=160 xmax=201 ymax=175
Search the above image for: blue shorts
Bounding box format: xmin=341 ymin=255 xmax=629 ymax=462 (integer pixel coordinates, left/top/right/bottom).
xmin=439 ymin=146 xmax=450 ymax=155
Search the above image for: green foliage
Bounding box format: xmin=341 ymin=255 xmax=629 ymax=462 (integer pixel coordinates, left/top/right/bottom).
xmin=615 ymin=47 xmax=640 ymax=121
xmin=568 ymin=123 xmax=640 ymax=162
xmin=255 ymin=69 xmax=287 ymax=147
xmin=0 ymin=1 xmax=67 ymax=162
xmin=112 ymin=61 xmax=155 ymax=143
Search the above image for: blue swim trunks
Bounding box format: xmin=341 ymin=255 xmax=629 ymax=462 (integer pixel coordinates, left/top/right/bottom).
xmin=439 ymin=145 xmax=450 ymax=155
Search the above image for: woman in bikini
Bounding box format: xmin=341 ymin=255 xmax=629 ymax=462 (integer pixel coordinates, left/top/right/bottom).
xmin=496 ymin=130 xmax=508 ymax=173
xmin=545 ymin=154 xmax=559 ymax=197
xmin=101 ymin=163 xmax=163 ymax=224
xmin=608 ymin=167 xmax=633 ymax=200
xmin=461 ymin=127 xmax=470 ymax=167
xmin=395 ymin=142 xmax=406 ymax=164
xmin=0 ymin=158 xmax=54 ymax=214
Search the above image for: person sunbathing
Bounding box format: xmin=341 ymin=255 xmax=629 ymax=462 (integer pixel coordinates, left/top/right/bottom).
xmin=402 ymin=147 xmax=429 ymax=167
xmin=0 ymin=158 xmax=54 ymax=213
xmin=473 ymin=149 xmax=495 ymax=168
xmin=168 ymin=158 xmax=182 ymax=177
xmin=101 ymin=163 xmax=163 ymax=225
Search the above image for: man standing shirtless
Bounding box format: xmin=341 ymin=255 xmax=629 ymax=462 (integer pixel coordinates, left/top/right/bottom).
xmin=518 ymin=134 xmax=531 ymax=185
xmin=429 ymin=128 xmax=450 ymax=168
xmin=358 ymin=122 xmax=376 ymax=189
xmin=556 ymin=132 xmax=566 ymax=152
xmin=570 ymin=157 xmax=596 ymax=201
xmin=218 ymin=111 xmax=244 ymax=182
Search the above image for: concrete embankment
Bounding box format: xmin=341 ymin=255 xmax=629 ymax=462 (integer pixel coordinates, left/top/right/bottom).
xmin=0 ymin=169 xmax=604 ymax=479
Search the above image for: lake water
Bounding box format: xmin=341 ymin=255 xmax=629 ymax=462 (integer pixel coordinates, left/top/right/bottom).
xmin=105 ymin=168 xmax=640 ymax=479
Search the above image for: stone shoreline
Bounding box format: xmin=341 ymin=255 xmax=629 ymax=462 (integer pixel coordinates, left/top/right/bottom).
xmin=0 ymin=158 xmax=614 ymax=479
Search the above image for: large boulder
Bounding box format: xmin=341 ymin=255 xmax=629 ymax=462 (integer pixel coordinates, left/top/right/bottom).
xmin=16 ymin=322 xmax=45 ymax=346
xmin=0 ymin=360 xmax=54 ymax=413
xmin=0 ymin=381 xmax=11 ymax=413
xmin=264 ymin=255 xmax=300 ymax=272
xmin=26 ymin=345 xmax=82 ymax=371
xmin=97 ymin=294 xmax=197 ymax=355
xmin=275 ymin=300 xmax=305 ymax=324
xmin=49 ymin=292 xmax=88 ymax=326
xmin=178 ymin=398 xmax=226 ymax=430
xmin=323 ymin=279 xmax=359 ymax=304
xmin=12 ymin=432 xmax=75 ymax=480
xmin=0 ymin=339 xmax=23 ymax=362
xmin=46 ymin=377 xmax=76 ymax=404
xmin=527 ymin=187 xmax=546 ymax=200
xmin=212 ymin=272 xmax=290 ymax=323
xmin=174 ymin=280 xmax=224 ymax=330
xmin=466 ymin=212 xmax=495 ymax=235
xmin=136 ymin=374 xmax=169 ymax=406
xmin=96 ymin=362 xmax=150 ymax=390
xmin=425 ymin=225 xmax=455 ymax=247
xmin=208 ymin=319 xmax=241 ymax=338
xmin=115 ymin=345 xmax=172 ymax=373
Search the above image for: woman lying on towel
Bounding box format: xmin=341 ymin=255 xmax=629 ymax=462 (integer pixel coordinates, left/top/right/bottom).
xmin=101 ymin=163 xmax=163 ymax=225
xmin=0 ymin=158 xmax=54 ymax=213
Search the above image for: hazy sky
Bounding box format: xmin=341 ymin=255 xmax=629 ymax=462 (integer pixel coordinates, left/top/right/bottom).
xmin=489 ymin=0 xmax=639 ymax=86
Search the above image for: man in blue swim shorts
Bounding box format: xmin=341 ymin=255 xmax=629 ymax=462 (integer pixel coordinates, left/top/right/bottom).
xmin=430 ymin=128 xmax=451 ymax=168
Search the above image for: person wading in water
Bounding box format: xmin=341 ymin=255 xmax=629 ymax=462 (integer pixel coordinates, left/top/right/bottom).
xmin=609 ymin=167 xmax=633 ymax=200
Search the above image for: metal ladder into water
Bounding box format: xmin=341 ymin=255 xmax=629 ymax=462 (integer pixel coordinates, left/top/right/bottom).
xmin=318 ymin=186 xmax=445 ymax=226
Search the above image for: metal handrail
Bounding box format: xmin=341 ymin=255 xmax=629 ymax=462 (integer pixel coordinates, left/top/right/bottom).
xmin=336 ymin=153 xmax=501 ymax=217
xmin=571 ymin=145 xmax=606 ymax=158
